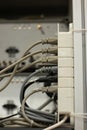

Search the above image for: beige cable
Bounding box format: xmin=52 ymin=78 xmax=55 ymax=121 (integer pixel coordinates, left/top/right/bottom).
xmin=25 ymin=39 xmax=57 ymax=55
xmin=0 ymin=40 xmax=57 ymax=91
xmin=24 ymin=41 xmax=42 ymax=55
xmin=17 ymin=60 xmax=41 ymax=73
xmin=21 ymin=86 xmax=57 ymax=127
xmin=21 ymin=89 xmax=46 ymax=127
xmin=11 ymin=120 xmax=30 ymax=126
xmin=0 ymin=51 xmax=42 ymax=92
xmin=4 ymin=124 xmax=26 ymax=127
xmin=70 ymin=113 xmax=87 ymax=119
xmin=72 ymin=29 xmax=87 ymax=33
xmin=0 ymin=39 xmax=57 ymax=75
xmin=0 ymin=56 xmax=40 ymax=92
xmin=18 ymin=56 xmax=57 ymax=73
xmin=37 ymin=98 xmax=53 ymax=110
xmin=0 ymin=117 xmax=26 ymax=124
xmin=0 ymin=56 xmax=58 ymax=78
xmin=0 ymin=41 xmax=43 ymax=92
xmin=12 ymin=39 xmax=57 ymax=80
xmin=0 ymin=51 xmax=42 ymax=75
xmin=14 ymin=39 xmax=57 ymax=80
xmin=0 ymin=60 xmax=41 ymax=78
xmin=0 ymin=56 xmax=57 ymax=91
xmin=0 ymin=65 xmax=18 ymax=92
xmin=43 ymin=115 xmax=68 ymax=130
xmin=0 ymin=48 xmax=57 ymax=75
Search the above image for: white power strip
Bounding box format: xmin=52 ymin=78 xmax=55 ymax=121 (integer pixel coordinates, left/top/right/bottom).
xmin=58 ymin=23 xmax=74 ymax=124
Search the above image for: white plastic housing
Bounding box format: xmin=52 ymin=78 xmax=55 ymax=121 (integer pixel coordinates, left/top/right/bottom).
xmin=58 ymin=23 xmax=74 ymax=124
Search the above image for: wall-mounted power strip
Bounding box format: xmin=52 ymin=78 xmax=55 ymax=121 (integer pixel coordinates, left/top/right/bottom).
xmin=58 ymin=23 xmax=74 ymax=125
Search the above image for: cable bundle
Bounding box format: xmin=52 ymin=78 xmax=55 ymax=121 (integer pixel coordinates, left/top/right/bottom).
xmin=0 ymin=38 xmax=86 ymax=129
xmin=19 ymin=66 xmax=58 ymax=127
xmin=0 ymin=39 xmax=59 ymax=129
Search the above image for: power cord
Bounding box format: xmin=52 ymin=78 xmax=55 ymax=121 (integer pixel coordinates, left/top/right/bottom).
xmin=20 ymin=87 xmax=57 ymax=127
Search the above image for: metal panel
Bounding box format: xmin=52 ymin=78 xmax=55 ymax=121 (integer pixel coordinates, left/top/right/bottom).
xmin=84 ymin=0 xmax=87 ymax=129
xmin=73 ymin=0 xmax=84 ymax=130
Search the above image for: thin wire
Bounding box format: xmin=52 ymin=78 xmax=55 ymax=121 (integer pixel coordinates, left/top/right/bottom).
xmin=20 ymin=68 xmax=43 ymax=104
xmin=43 ymin=115 xmax=68 ymax=130
xmin=22 ymin=110 xmax=55 ymax=123
xmin=70 ymin=113 xmax=87 ymax=119
xmin=0 ymin=60 xmax=41 ymax=78
xmin=4 ymin=125 xmax=25 ymax=127
xmin=0 ymin=47 xmax=57 ymax=75
xmin=11 ymin=120 xmax=30 ymax=126
xmin=0 ymin=117 xmax=30 ymax=127
xmin=0 ymin=41 xmax=43 ymax=92
xmin=60 ymin=124 xmax=74 ymax=129
xmin=0 ymin=55 xmax=57 ymax=78
xmin=19 ymin=109 xmax=55 ymax=123
xmin=24 ymin=107 xmax=56 ymax=120
xmin=37 ymin=98 xmax=53 ymax=110
xmin=21 ymin=89 xmax=47 ymax=127
xmin=14 ymin=45 xmax=57 ymax=79
xmin=20 ymin=75 xmax=57 ymax=107
xmin=0 ymin=65 xmax=18 ymax=92
xmin=72 ymin=29 xmax=87 ymax=32
xmin=0 ymin=39 xmax=57 ymax=92
xmin=71 ymin=113 xmax=87 ymax=116
xmin=24 ymin=39 xmax=57 ymax=55
xmin=21 ymin=87 xmax=57 ymax=125
xmin=0 ymin=52 xmax=41 ymax=92
xmin=20 ymin=66 xmax=57 ymax=104
xmin=0 ymin=39 xmax=57 ymax=126
xmin=0 ymin=41 xmax=41 ymax=77
xmin=24 ymin=41 xmax=42 ymax=55
xmin=17 ymin=60 xmax=41 ymax=73
xmin=0 ymin=113 xmax=18 ymax=121
xmin=2 ymin=112 xmax=87 ymax=128
xmin=0 ymin=61 xmax=39 ymax=78
xmin=0 ymin=51 xmax=42 ymax=75
xmin=0 ymin=114 xmax=19 ymax=124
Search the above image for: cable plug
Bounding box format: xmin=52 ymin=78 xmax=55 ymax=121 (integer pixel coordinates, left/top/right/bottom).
xmin=41 ymin=56 xmax=58 ymax=63
xmin=42 ymin=39 xmax=57 ymax=45
xmin=36 ymin=66 xmax=57 ymax=74
xmin=42 ymin=47 xmax=57 ymax=54
xmin=42 ymin=86 xmax=57 ymax=93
